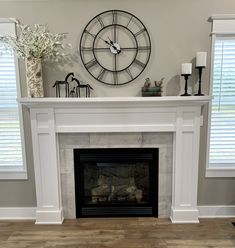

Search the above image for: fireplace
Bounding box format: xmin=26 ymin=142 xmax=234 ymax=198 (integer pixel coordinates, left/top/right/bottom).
xmin=74 ymin=148 xmax=158 ymax=217
xmin=19 ymin=96 xmax=210 ymax=223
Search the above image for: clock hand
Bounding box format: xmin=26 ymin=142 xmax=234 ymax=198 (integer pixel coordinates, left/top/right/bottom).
xmin=98 ymin=36 xmax=111 ymax=46
xmin=112 ymin=45 xmax=121 ymax=54
xmin=117 ymin=48 xmax=121 ymax=54
xmin=96 ymin=36 xmax=121 ymax=55
xmin=98 ymin=36 xmax=121 ymax=54
xmin=108 ymin=37 xmax=121 ymax=54
xmin=111 ymin=44 xmax=121 ymax=54
xmin=108 ymin=37 xmax=114 ymax=45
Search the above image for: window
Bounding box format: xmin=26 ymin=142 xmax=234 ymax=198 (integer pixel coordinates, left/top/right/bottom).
xmin=0 ymin=20 xmax=27 ymax=179
xmin=207 ymin=15 xmax=235 ymax=177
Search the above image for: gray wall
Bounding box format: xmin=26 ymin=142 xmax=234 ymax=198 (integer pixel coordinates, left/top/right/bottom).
xmin=0 ymin=0 xmax=234 ymax=207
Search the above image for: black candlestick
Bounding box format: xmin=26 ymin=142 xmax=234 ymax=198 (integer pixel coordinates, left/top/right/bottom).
xmin=181 ymin=74 xmax=191 ymax=96
xmin=195 ymin=66 xmax=205 ymax=96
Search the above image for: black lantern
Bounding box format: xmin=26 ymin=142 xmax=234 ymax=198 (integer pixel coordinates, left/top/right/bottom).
xmin=52 ymin=72 xmax=74 ymax=97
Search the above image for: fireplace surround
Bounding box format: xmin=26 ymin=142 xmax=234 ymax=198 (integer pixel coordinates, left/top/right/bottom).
xmin=19 ymin=96 xmax=210 ymax=224
xmin=59 ymin=132 xmax=172 ymax=219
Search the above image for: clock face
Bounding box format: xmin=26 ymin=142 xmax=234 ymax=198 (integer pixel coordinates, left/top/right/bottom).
xmin=80 ymin=10 xmax=151 ymax=86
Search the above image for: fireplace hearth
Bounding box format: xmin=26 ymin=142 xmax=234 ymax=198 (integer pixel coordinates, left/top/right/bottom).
xmin=74 ymin=148 xmax=158 ymax=217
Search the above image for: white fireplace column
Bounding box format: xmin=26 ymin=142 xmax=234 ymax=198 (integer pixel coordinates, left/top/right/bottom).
xmin=19 ymin=96 xmax=210 ymax=224
xmin=171 ymin=106 xmax=201 ymax=223
xmin=30 ymin=108 xmax=63 ymax=224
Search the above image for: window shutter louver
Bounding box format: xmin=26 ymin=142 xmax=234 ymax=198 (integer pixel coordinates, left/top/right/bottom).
xmin=209 ymin=38 xmax=235 ymax=166
xmin=0 ymin=44 xmax=23 ymax=170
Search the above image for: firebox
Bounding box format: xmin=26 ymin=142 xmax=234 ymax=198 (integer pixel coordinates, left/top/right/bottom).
xmin=74 ymin=148 xmax=158 ymax=217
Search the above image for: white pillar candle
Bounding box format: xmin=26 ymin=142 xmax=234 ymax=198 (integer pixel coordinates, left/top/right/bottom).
xmin=196 ymin=52 xmax=207 ymax=67
xmin=181 ymin=63 xmax=192 ymax=75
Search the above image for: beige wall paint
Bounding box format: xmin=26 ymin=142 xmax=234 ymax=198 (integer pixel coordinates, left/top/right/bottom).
xmin=0 ymin=0 xmax=234 ymax=207
xmin=0 ymin=108 xmax=36 ymax=207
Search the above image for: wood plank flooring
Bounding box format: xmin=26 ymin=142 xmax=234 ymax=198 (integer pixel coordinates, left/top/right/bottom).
xmin=0 ymin=218 xmax=234 ymax=248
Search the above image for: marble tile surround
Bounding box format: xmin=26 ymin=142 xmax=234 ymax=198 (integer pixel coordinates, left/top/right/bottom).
xmin=59 ymin=133 xmax=173 ymax=218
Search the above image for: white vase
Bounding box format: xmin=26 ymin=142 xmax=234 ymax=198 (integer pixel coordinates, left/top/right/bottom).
xmin=25 ymin=58 xmax=44 ymax=98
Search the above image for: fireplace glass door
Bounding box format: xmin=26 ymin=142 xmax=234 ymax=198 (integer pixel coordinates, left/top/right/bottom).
xmin=74 ymin=148 xmax=158 ymax=217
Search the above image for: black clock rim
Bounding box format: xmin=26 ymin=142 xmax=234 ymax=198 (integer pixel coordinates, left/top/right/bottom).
xmin=79 ymin=9 xmax=151 ymax=86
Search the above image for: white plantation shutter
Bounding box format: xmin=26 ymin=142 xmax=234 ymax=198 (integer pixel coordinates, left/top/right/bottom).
xmin=207 ymin=16 xmax=235 ymax=175
xmin=0 ymin=45 xmax=23 ymax=170
xmin=209 ymin=38 xmax=235 ymax=166
xmin=0 ymin=20 xmax=25 ymax=177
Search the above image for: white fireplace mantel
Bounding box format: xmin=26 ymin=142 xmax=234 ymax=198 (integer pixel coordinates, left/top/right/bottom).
xmin=19 ymin=96 xmax=211 ymax=224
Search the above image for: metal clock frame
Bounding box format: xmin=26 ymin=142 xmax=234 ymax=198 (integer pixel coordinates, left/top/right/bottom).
xmin=80 ymin=9 xmax=151 ymax=86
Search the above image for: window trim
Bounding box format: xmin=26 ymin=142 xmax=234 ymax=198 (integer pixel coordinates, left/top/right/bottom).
xmin=206 ymin=15 xmax=235 ymax=178
xmin=0 ymin=18 xmax=27 ymax=180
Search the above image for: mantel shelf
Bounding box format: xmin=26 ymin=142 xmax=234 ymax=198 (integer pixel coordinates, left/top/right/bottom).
xmin=18 ymin=96 xmax=211 ymax=108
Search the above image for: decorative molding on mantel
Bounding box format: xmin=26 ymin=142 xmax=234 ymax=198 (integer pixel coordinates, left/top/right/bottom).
xmin=19 ymin=96 xmax=210 ymax=134
xmin=19 ymin=96 xmax=211 ymax=224
xmin=18 ymin=96 xmax=211 ymax=108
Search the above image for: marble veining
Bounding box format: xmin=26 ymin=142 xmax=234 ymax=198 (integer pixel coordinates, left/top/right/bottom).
xmin=59 ymin=133 xmax=173 ymax=218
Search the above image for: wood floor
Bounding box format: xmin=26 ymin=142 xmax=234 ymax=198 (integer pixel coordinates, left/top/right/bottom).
xmin=0 ymin=218 xmax=234 ymax=248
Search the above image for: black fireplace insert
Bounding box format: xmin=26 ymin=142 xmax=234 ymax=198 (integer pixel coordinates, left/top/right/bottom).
xmin=74 ymin=148 xmax=158 ymax=217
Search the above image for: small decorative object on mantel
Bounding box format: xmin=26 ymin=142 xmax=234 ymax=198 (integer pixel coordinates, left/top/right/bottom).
xmin=142 ymin=78 xmax=163 ymax=97
xmin=71 ymin=77 xmax=93 ymax=98
xmin=195 ymin=52 xmax=207 ymax=96
xmin=52 ymin=72 xmax=74 ymax=97
xmin=53 ymin=72 xmax=94 ymax=98
xmin=181 ymin=63 xmax=192 ymax=96
xmin=0 ymin=22 xmax=71 ymax=98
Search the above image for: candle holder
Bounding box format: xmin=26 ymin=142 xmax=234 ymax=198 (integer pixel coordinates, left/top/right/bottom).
xmin=181 ymin=74 xmax=191 ymax=96
xmin=194 ymin=66 xmax=205 ymax=96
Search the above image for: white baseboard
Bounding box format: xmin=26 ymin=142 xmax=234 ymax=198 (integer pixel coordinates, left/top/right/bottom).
xmin=0 ymin=206 xmax=234 ymax=221
xmin=0 ymin=207 xmax=36 ymax=220
xmin=198 ymin=205 xmax=235 ymax=218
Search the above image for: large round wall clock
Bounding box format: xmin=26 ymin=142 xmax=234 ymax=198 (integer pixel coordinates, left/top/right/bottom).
xmin=80 ymin=10 xmax=151 ymax=86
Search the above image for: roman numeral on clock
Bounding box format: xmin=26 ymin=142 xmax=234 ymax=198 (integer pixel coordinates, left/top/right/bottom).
xmin=112 ymin=10 xmax=117 ymax=24
xmin=138 ymin=46 xmax=150 ymax=51
xmin=126 ymin=16 xmax=133 ymax=27
xmin=134 ymin=59 xmax=145 ymax=68
xmin=84 ymin=30 xmax=96 ymax=38
xmin=125 ymin=68 xmax=133 ymax=79
xmin=113 ymin=71 xmax=118 ymax=85
xmin=81 ymin=46 xmax=93 ymax=52
xmin=134 ymin=28 xmax=146 ymax=37
xmin=97 ymin=16 xmax=104 ymax=28
xmin=97 ymin=68 xmax=105 ymax=81
xmin=85 ymin=59 xmax=97 ymax=69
